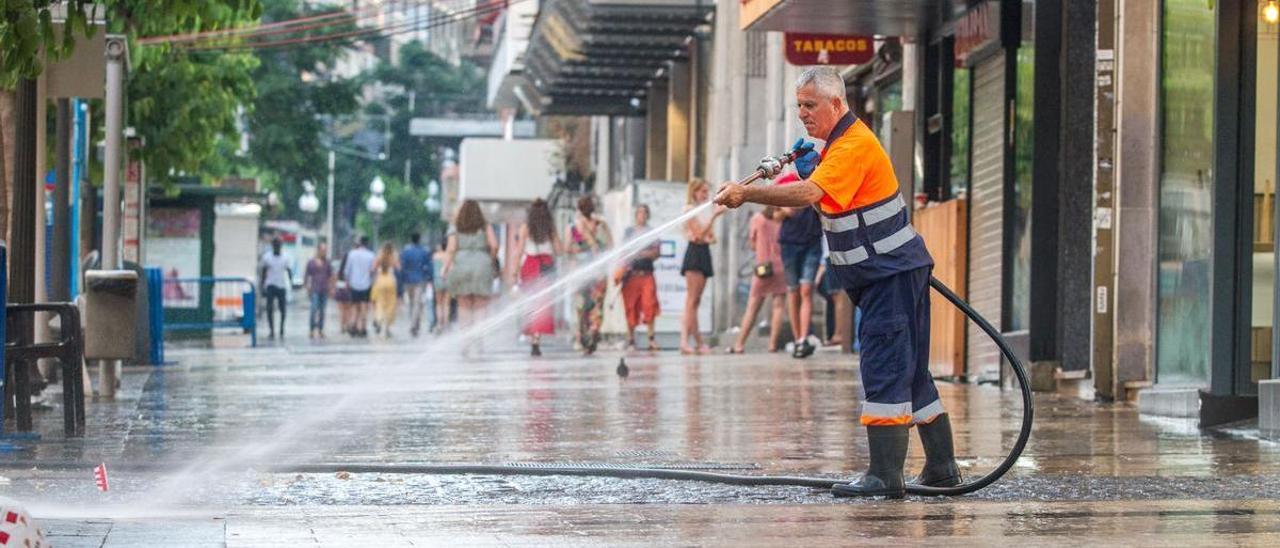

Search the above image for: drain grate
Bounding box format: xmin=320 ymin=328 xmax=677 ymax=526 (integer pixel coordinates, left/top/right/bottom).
xmin=500 ymin=461 xmax=760 ymax=471
xmin=613 ymin=449 xmax=677 ymax=458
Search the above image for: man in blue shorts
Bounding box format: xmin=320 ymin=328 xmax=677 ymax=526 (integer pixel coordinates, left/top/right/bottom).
xmin=775 ymin=172 xmax=823 ymax=359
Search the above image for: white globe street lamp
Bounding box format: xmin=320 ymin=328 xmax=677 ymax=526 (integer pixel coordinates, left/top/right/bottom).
xmin=423 ymin=179 xmax=441 ymax=215
xmin=365 ymin=193 xmax=387 ymax=215
xmin=299 ymin=180 xmax=320 ymax=213
xmin=367 ymin=176 xmax=388 ymax=246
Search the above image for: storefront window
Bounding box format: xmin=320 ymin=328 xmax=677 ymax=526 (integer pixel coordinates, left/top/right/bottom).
xmin=1250 ymin=19 xmax=1279 ymax=386
xmin=1157 ymin=0 xmax=1216 ymax=385
xmin=951 ymin=68 xmax=971 ymax=198
xmin=1010 ymin=43 xmax=1035 ymax=331
xmin=875 ymin=79 xmax=903 ymax=141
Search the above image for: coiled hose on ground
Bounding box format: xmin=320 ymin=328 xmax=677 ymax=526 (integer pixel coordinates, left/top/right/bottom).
xmin=280 ymin=277 xmax=1033 ymax=496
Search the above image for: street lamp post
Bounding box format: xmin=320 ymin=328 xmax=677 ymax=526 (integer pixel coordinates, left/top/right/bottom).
xmin=366 ymin=175 xmax=387 ymax=247
xmin=325 ymin=144 xmax=386 ymax=250
xmin=327 ymin=150 xmax=336 ymax=248
xmin=424 ymin=179 xmax=442 ymax=244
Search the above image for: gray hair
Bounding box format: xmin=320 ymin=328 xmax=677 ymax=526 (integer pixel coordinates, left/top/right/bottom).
xmin=795 ymin=66 xmax=846 ymax=100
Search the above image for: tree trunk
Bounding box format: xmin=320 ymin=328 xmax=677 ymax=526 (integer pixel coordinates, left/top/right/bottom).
xmin=0 ymin=89 xmax=14 ymax=246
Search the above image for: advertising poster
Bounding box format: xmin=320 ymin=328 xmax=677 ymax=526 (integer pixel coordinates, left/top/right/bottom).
xmin=634 ymin=181 xmax=712 ymax=334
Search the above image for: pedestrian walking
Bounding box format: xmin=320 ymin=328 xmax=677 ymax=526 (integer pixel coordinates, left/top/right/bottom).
xmin=432 ymin=241 xmax=450 ymax=332
xmin=513 ymin=199 xmax=562 ymax=356
xmin=565 ymin=195 xmax=612 ymax=355
xmin=680 ymin=178 xmax=726 ymax=355
xmin=617 ymin=204 xmax=661 ymax=351
xmin=728 ymin=206 xmax=787 ymax=353
xmin=399 ymin=232 xmax=434 ymax=337
xmin=304 ymin=242 xmax=334 ymax=339
xmin=715 ymin=67 xmax=957 ymax=499
xmin=371 ymin=242 xmax=401 ymax=338
xmin=443 ymin=200 xmax=499 ymax=345
xmin=775 ymin=171 xmax=824 ymax=358
xmin=259 ymin=237 xmax=293 ymax=340
xmin=342 ymin=236 xmax=376 ymax=337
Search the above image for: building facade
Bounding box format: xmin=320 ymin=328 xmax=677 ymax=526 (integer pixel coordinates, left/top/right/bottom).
xmin=484 ymin=0 xmax=1280 ymax=428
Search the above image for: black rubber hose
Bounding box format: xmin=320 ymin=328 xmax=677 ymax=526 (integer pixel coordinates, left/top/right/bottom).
xmin=274 ymin=278 xmax=1034 ymax=497
xmin=905 ymin=276 xmax=1034 ymax=495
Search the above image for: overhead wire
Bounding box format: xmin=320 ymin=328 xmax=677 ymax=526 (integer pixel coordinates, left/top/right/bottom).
xmin=141 ymin=0 xmax=478 ymax=46
xmin=176 ymin=0 xmax=517 ymax=53
xmin=139 ymin=2 xmax=377 ymax=45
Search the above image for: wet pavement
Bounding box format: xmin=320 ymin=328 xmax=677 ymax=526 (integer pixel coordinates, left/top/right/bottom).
xmin=3 ymin=305 xmax=1280 ymax=545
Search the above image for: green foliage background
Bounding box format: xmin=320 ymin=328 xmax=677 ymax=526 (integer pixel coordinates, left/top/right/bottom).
xmin=2 ymin=0 xmax=488 ymax=248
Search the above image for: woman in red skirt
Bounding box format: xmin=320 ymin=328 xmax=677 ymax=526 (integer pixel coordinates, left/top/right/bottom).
xmin=513 ymin=199 xmax=562 ymax=356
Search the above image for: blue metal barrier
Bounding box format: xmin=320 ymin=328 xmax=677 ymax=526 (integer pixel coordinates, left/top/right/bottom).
xmin=145 ymin=267 xmax=165 ymax=364
xmin=161 ymin=276 xmax=257 ymax=347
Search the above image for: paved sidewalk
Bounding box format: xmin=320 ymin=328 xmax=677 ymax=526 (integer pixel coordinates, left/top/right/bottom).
xmin=2 ymin=315 xmax=1279 ymax=545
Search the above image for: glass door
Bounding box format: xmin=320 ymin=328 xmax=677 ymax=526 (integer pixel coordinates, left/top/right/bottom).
xmin=1156 ymin=0 xmax=1216 ymax=386
xmin=1251 ymin=9 xmax=1280 ymax=389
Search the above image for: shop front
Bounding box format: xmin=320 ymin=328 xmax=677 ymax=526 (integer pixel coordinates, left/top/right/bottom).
xmin=1146 ymin=0 xmax=1279 ymax=423
xmin=743 ymin=0 xmax=1044 ymax=383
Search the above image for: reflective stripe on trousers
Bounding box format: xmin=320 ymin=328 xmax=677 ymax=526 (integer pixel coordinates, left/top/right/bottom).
xmin=854 ymin=268 xmax=945 ymax=427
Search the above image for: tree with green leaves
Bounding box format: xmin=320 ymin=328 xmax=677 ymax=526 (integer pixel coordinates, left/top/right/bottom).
xmin=118 ymin=0 xmax=263 ymax=184
xmin=240 ymin=0 xmax=361 ymax=222
xmin=354 ymin=174 xmax=430 ymax=245
xmin=1 ymin=0 xmax=261 ymax=238
xmin=356 ymin=40 xmax=484 ymax=242
xmin=0 ymin=1 xmax=102 ymax=86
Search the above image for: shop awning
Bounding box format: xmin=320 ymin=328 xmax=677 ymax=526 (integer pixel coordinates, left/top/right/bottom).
xmin=739 ymin=0 xmax=941 ymax=36
xmin=523 ymin=0 xmax=714 ymax=116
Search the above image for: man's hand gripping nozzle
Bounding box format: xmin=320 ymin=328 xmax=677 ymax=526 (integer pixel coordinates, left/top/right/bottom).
xmin=738 ymin=140 xmax=816 ymax=187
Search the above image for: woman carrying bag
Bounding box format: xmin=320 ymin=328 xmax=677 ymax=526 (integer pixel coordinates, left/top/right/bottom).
xmin=728 ymin=206 xmax=787 ymax=353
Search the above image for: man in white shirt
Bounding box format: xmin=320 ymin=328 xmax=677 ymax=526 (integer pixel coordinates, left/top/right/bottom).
xmin=259 ymin=238 xmax=293 ymax=339
xmin=341 ymin=236 xmax=376 ymax=337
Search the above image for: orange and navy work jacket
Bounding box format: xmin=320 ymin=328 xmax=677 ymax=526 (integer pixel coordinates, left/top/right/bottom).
xmin=807 ymin=112 xmax=932 ymax=290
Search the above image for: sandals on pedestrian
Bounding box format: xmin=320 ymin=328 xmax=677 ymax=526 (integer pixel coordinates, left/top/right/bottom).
xmin=647 ymin=335 xmax=659 ymax=352
xmin=725 ymin=346 xmax=745 ymax=354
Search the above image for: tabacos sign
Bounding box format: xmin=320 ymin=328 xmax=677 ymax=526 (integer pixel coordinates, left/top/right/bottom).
xmin=785 ymin=33 xmax=874 ymax=66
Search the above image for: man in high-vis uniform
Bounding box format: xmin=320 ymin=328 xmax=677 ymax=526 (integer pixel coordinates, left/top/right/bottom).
xmin=715 ymin=66 xmax=960 ymax=498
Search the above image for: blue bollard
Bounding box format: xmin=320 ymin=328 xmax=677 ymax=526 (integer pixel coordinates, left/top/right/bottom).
xmin=242 ymin=289 xmax=257 ymax=348
xmin=145 ymin=267 xmax=165 ymax=365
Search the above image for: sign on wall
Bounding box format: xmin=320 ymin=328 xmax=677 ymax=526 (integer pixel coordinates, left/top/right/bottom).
xmin=954 ymin=0 xmax=1002 ymax=66
xmin=122 ymin=137 xmax=144 ymax=264
xmin=784 ymin=33 xmax=874 ymax=66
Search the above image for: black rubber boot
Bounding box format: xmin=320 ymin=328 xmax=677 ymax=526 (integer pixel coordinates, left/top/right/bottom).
xmin=910 ymin=413 xmax=963 ymax=488
xmin=832 ymin=425 xmax=908 ymax=498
